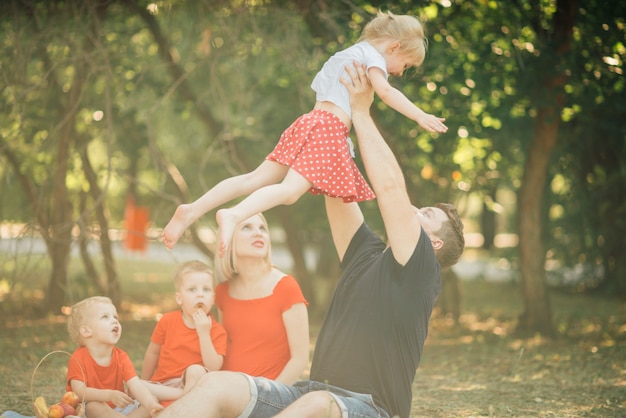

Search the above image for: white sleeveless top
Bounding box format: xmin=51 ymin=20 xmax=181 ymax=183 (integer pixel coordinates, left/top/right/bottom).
xmin=311 ymin=42 xmax=388 ymax=118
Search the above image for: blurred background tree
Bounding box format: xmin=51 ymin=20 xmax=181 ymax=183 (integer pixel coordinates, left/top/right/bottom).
xmin=0 ymin=0 xmax=624 ymax=335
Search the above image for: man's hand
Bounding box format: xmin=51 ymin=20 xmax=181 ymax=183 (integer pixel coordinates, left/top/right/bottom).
xmin=340 ymin=61 xmax=374 ymax=115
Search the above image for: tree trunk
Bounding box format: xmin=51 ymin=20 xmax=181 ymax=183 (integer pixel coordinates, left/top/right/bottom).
xmin=44 ymin=214 xmax=72 ymax=314
xmin=46 ymin=66 xmax=79 ymax=313
xmin=437 ymin=267 xmax=461 ymax=323
xmin=276 ymin=206 xmax=315 ymax=311
xmin=44 ymin=0 xmax=114 ymax=312
xmin=517 ymin=108 xmax=557 ymax=337
xmin=481 ymin=187 xmax=498 ymax=251
xmin=77 ymin=191 xmax=106 ymax=296
xmin=516 ymin=0 xmax=577 ymax=336
xmin=80 ymin=146 xmax=121 ymax=305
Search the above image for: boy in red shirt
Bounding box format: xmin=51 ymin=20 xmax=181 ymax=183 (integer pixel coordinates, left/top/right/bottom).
xmin=66 ymin=296 xmax=162 ymax=417
xmin=141 ymin=260 xmax=227 ymax=403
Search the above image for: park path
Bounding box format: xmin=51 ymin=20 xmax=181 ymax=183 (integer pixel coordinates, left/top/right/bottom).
xmin=0 ymin=236 xmax=516 ymax=283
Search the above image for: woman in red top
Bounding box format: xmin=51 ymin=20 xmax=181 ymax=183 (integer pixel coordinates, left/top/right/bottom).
xmin=214 ymin=213 xmax=310 ymax=384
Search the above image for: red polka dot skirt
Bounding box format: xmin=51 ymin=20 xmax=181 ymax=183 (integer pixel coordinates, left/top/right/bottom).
xmin=266 ymin=109 xmax=375 ymax=203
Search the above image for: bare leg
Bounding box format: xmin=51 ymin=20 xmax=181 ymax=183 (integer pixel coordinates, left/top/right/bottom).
xmin=216 ymin=168 xmax=312 ymax=256
xmin=157 ymin=371 xmax=251 ymax=418
xmin=161 ymin=203 xmax=198 ymax=249
xmin=273 ymin=391 xmax=342 ymax=418
xmin=141 ymin=379 xmax=183 ymax=401
xmin=182 ymin=364 xmax=208 ymax=394
xmin=86 ymin=401 xmax=132 ymax=418
xmin=162 ymin=160 xmax=288 ymax=249
xmin=127 ymin=405 xmax=153 ymax=418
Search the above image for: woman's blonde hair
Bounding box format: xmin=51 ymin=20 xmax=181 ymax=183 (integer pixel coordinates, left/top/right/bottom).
xmin=214 ymin=213 xmax=272 ymax=283
xmin=174 ymin=260 xmax=214 ymax=290
xmin=67 ymin=296 xmax=113 ymax=346
xmin=358 ymin=11 xmax=428 ymax=67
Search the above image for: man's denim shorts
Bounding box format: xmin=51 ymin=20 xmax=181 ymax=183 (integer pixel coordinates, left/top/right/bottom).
xmin=238 ymin=374 xmax=391 ymax=418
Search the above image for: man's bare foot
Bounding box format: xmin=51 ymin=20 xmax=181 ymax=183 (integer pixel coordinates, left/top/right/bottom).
xmin=216 ymin=209 xmax=237 ymax=257
xmin=162 ymin=204 xmax=196 ymax=249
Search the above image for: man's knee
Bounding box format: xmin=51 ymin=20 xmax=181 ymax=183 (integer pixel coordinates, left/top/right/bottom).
xmin=196 ymin=371 xmax=250 ymax=399
xmin=195 ymin=369 xmax=222 ymax=388
xmin=184 ymin=364 xmax=207 ymax=379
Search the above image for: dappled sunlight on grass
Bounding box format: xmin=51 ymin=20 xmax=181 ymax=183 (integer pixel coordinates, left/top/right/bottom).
xmin=4 ymin=314 xmax=67 ymax=329
xmin=458 ymin=312 xmax=515 ymax=335
xmin=411 ymin=279 xmax=626 ymax=417
xmin=1 ymin=259 xmax=625 ymax=416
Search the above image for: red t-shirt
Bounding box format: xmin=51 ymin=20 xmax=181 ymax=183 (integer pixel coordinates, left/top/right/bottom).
xmin=148 ymin=310 xmax=227 ymax=382
xmin=215 ymin=275 xmax=307 ymax=379
xmin=66 ymin=346 xmax=136 ymax=408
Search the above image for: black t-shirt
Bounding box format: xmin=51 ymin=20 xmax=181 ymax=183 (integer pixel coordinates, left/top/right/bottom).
xmin=310 ymin=223 xmax=441 ymax=418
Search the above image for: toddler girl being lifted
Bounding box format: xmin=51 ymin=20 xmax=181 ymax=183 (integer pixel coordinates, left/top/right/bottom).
xmin=162 ymin=11 xmax=447 ymax=254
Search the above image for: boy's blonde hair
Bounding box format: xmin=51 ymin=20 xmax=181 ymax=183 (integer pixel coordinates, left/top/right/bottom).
xmin=67 ymin=296 xmax=113 ymax=346
xmin=359 ymin=11 xmax=428 ymax=67
xmin=174 ymin=260 xmax=214 ymax=290
xmin=214 ymin=213 xmax=272 ymax=283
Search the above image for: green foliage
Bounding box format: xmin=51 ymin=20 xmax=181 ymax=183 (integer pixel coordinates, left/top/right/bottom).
xmin=1 ymin=0 xmax=625 ymax=300
xmin=415 ymin=0 xmax=626 ymax=294
xmin=542 ymin=0 xmax=626 ymax=293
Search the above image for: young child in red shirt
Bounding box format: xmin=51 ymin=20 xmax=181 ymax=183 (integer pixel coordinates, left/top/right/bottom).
xmin=141 ymin=260 xmax=227 ymax=403
xmin=66 ymin=296 xmax=162 ymax=417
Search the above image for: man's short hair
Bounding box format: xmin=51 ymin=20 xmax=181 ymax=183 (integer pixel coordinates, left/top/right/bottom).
xmin=434 ymin=203 xmax=465 ymax=268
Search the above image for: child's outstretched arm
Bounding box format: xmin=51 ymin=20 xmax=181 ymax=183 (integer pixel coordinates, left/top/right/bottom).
xmin=368 ymin=68 xmax=447 ymax=133
xmin=69 ymin=378 xmax=134 ymax=408
xmin=127 ymin=376 xmax=164 ymax=416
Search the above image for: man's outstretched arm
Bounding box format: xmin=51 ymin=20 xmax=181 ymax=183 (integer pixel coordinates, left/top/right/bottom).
xmin=324 ymin=196 xmax=363 ymax=263
xmin=341 ymin=63 xmax=422 ymax=265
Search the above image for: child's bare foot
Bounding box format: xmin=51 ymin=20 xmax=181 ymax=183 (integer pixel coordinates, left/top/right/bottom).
xmin=216 ymin=209 xmax=237 ymax=257
xmin=162 ymin=204 xmax=196 ymax=249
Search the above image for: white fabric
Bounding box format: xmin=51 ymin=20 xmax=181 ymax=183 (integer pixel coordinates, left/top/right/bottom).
xmin=311 ymin=42 xmax=388 ymax=118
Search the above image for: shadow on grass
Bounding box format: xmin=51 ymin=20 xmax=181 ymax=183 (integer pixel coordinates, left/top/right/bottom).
xmin=1 ymin=266 xmax=625 ymax=417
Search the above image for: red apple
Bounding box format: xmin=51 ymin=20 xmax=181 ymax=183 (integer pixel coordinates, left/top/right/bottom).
xmin=60 ymin=403 xmax=76 ymax=416
xmin=61 ymin=391 xmax=80 ymax=408
xmin=47 ymin=404 xmax=64 ymax=418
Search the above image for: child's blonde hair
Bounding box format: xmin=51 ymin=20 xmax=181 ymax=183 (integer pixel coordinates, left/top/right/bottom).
xmin=359 ymin=11 xmax=428 ymax=67
xmin=67 ymin=296 xmax=113 ymax=346
xmin=174 ymin=260 xmax=214 ymax=290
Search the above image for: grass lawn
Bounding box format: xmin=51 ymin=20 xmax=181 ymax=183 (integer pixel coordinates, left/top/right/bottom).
xmin=1 ymin=256 xmax=625 ymax=417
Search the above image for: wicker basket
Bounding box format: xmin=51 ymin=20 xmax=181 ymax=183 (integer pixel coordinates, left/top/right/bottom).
xmin=30 ymin=350 xmax=85 ymax=418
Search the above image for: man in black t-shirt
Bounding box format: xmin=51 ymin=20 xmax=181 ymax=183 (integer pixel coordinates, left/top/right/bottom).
xmin=305 ymin=61 xmax=464 ymax=417
xmin=156 ymin=62 xmax=464 ymax=418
